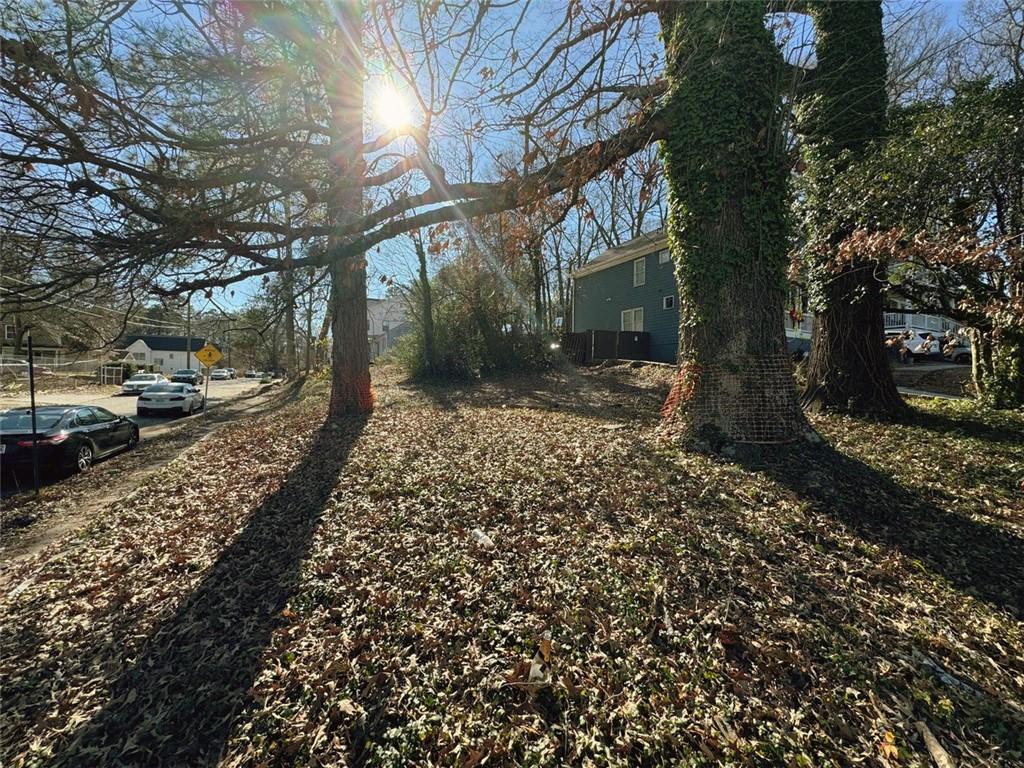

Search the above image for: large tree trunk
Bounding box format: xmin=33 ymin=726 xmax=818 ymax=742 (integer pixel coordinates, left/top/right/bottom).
xmin=801 ymin=267 xmax=902 ymax=413
xmin=798 ymin=2 xmax=903 ymax=415
xmin=658 ymin=1 xmax=807 ymax=447
xmin=328 ymin=259 xmax=372 ymax=416
xmin=325 ymin=3 xmax=372 ymax=418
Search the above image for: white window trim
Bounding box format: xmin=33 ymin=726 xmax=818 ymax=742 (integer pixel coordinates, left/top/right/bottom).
xmin=632 ymin=257 xmax=646 ymax=287
xmin=621 ymin=307 xmax=644 ymax=332
xmin=658 ymin=249 xmax=671 ymax=265
xmin=3 ymin=324 xmax=15 ymax=341
xmin=663 ymin=295 xmax=675 ymax=310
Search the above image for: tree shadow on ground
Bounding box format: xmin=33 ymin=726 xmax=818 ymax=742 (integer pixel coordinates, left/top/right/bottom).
xmin=52 ymin=414 xmax=367 ymax=767
xmin=734 ymin=441 xmax=1024 ymax=621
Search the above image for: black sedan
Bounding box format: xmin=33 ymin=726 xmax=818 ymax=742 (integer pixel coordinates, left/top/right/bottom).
xmin=170 ymin=368 xmax=204 ymax=385
xmin=0 ymin=405 xmax=139 ymax=474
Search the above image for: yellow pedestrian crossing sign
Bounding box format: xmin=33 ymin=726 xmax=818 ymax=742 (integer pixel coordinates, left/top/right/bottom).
xmin=195 ymin=343 xmax=222 ymax=368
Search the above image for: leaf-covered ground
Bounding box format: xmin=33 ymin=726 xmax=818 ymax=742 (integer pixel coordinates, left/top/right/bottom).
xmin=2 ymin=365 xmax=1021 ymax=767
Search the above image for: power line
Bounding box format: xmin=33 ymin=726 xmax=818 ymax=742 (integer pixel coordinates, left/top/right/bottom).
xmin=0 ymin=275 xmax=185 ymax=329
xmin=0 ymin=276 xmax=187 ymax=330
xmin=0 ymin=286 xmax=190 ymax=331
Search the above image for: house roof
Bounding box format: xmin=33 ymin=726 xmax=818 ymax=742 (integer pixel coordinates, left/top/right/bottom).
xmin=571 ymin=229 xmax=668 ymax=279
xmin=121 ymin=335 xmax=206 ymax=352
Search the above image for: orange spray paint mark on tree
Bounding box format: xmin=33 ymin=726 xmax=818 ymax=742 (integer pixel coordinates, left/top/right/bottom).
xmin=660 ymin=362 xmax=700 ymax=421
xmin=331 ymin=372 xmax=375 ymax=415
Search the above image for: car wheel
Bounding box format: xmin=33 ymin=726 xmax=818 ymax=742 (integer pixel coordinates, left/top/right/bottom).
xmin=76 ymin=443 xmax=95 ymax=473
xmin=127 ymin=428 xmax=140 ymax=450
xmin=955 ymin=353 xmax=970 ymax=365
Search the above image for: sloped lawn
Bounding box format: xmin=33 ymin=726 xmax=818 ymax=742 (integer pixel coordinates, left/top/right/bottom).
xmin=2 ymin=365 xmax=1021 ymax=767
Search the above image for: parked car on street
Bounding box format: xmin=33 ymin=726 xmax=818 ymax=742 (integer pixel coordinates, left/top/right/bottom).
xmin=210 ymin=368 xmax=231 ymax=380
xmin=170 ymin=368 xmax=203 ymax=385
xmin=121 ymin=372 xmax=167 ymax=395
xmin=903 ymin=332 xmax=972 ymax=364
xmin=942 ymin=338 xmax=972 ymax=365
xmin=137 ymin=382 xmax=205 ymax=417
xmin=0 ymin=405 xmax=139 ymax=474
xmin=226 ymin=368 xmax=237 ymax=379
xmin=245 ymin=369 xmax=259 ymax=378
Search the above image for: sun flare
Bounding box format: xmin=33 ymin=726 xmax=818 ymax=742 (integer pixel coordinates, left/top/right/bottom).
xmin=375 ymin=83 xmax=412 ymax=130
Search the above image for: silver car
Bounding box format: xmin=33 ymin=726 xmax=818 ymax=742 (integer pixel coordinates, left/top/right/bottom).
xmin=121 ymin=372 xmax=167 ymax=395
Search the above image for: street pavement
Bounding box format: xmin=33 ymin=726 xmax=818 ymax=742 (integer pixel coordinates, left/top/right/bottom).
xmin=0 ymin=377 xmax=263 ymax=433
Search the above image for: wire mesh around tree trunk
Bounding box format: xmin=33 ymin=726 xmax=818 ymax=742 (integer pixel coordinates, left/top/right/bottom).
xmin=664 ymin=353 xmax=806 ymax=445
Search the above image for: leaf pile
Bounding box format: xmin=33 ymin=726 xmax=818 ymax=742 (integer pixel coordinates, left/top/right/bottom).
xmin=1 ymin=366 xmax=1021 ymax=766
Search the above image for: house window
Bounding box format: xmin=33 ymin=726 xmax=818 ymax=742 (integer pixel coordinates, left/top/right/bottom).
xmin=3 ymin=324 xmax=14 ymax=341
xmin=632 ymin=257 xmax=646 ymax=287
xmin=658 ymin=249 xmax=671 ymax=265
xmin=663 ymin=295 xmax=675 ymax=310
xmin=621 ymin=307 xmax=644 ymax=332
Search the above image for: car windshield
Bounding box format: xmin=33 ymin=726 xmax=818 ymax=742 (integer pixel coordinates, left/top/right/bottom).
xmin=128 ymin=374 xmax=158 ymax=382
xmin=173 ymin=370 xmax=195 ymax=376
xmin=146 ymin=383 xmax=186 ymax=393
xmin=0 ymin=409 xmax=66 ymax=432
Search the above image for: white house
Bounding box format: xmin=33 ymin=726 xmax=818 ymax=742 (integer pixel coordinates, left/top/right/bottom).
xmin=121 ymin=335 xmax=206 ymax=374
xmin=367 ymin=297 xmax=412 ymax=360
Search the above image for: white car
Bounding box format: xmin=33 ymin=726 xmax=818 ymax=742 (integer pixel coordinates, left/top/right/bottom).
xmin=121 ymin=372 xmax=167 ymax=395
xmin=210 ymin=368 xmax=231 ymax=380
xmin=136 ymin=382 xmax=205 ymax=417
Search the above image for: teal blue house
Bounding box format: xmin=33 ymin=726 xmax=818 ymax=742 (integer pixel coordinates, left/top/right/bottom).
xmin=571 ymin=230 xmax=814 ymax=362
xmin=571 ymin=231 xmax=680 ymax=363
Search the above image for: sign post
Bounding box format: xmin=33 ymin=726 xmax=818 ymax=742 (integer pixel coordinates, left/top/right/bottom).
xmin=194 ymin=343 xmax=223 ymax=417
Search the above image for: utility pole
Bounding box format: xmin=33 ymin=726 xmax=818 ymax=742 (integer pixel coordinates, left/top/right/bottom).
xmin=185 ymin=298 xmax=192 ymax=370
xmin=27 ymin=334 xmax=40 ymax=495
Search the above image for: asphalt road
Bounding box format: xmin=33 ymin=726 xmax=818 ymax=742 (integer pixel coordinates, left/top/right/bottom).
xmin=0 ymin=377 xmax=263 ymax=432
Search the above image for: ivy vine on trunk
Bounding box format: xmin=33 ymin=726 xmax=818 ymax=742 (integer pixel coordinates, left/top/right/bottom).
xmin=796 ymin=1 xmax=904 ymax=416
xmin=658 ymin=1 xmax=808 ymax=448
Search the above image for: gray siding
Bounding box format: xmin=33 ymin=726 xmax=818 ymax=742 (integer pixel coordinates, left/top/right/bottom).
xmin=573 ymin=252 xmax=679 ymax=363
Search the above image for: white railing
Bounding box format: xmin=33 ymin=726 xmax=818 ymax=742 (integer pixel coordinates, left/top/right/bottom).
xmin=884 ymin=311 xmax=957 ymax=333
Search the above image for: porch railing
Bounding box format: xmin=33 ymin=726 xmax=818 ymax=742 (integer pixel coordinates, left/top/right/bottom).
xmin=884 ymin=311 xmax=957 ymax=333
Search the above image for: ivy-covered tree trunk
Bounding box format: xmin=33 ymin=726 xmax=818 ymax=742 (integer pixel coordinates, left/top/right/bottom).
xmin=658 ymin=1 xmax=807 ymax=447
xmin=326 ymin=4 xmax=372 ymax=418
xmin=797 ymin=1 xmax=903 ymax=415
